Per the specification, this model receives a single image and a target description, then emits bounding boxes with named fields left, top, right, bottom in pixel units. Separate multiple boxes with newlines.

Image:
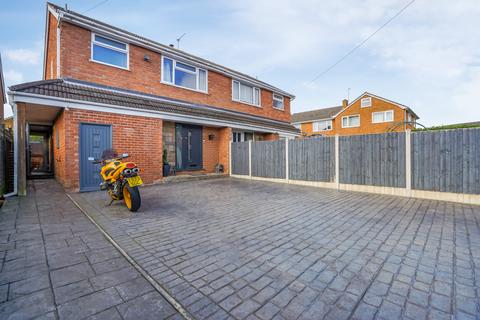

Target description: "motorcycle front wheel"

left=123, top=185, right=141, bottom=212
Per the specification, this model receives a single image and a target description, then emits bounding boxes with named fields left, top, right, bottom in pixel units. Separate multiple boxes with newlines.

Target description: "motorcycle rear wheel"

left=123, top=185, right=141, bottom=212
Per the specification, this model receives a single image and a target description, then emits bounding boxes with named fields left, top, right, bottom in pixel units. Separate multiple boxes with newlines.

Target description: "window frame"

left=232, top=80, right=261, bottom=107
left=91, top=33, right=129, bottom=70
left=272, top=93, right=284, bottom=110
left=360, top=97, right=372, bottom=108
left=341, top=115, right=361, bottom=128
left=161, top=56, right=208, bottom=94
left=312, top=119, right=333, bottom=132
left=372, top=110, right=394, bottom=123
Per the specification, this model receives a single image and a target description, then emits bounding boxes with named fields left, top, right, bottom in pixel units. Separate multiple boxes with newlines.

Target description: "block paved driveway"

left=70, top=178, right=480, bottom=320
left=0, top=180, right=180, bottom=320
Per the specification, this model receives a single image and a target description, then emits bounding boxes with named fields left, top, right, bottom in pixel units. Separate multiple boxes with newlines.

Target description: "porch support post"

left=248, top=140, right=252, bottom=179
left=405, top=129, right=412, bottom=196
left=335, top=134, right=340, bottom=189
left=16, top=103, right=27, bottom=196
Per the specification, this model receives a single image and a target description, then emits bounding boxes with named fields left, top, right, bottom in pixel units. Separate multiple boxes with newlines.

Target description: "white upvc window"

left=161, top=56, right=208, bottom=93
left=372, top=110, right=394, bottom=123
left=273, top=93, right=284, bottom=110
left=313, top=120, right=332, bottom=132
left=232, top=131, right=254, bottom=142
left=232, top=80, right=261, bottom=107
left=361, top=97, right=372, bottom=108
left=342, top=115, right=360, bottom=128
left=91, top=33, right=129, bottom=69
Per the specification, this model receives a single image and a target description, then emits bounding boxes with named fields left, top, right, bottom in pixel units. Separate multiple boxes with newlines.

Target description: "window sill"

left=90, top=59, right=130, bottom=71
left=341, top=125, right=360, bottom=128
left=273, top=106, right=285, bottom=111
left=232, top=99, right=262, bottom=108
left=372, top=120, right=394, bottom=124
left=160, top=80, right=208, bottom=95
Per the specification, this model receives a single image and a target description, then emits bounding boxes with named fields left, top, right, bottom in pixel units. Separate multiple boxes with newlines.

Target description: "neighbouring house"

left=292, top=92, right=419, bottom=137
left=7, top=3, right=298, bottom=195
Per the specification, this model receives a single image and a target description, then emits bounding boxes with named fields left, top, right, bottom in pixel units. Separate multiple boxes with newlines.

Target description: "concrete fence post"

left=405, top=129, right=412, bottom=196
left=248, top=140, right=252, bottom=179
left=335, top=135, right=340, bottom=189
left=285, top=139, right=289, bottom=182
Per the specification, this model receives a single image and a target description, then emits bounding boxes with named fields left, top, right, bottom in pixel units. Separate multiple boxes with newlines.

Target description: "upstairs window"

left=162, top=56, right=207, bottom=92
left=91, top=34, right=128, bottom=69
left=372, top=110, right=394, bottom=123
left=342, top=115, right=360, bottom=128
left=313, top=120, right=332, bottom=131
left=232, top=80, right=260, bottom=106
left=361, top=97, right=372, bottom=108
left=273, top=93, right=284, bottom=110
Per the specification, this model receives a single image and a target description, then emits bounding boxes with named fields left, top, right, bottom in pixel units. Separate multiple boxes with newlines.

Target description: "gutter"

left=9, top=91, right=299, bottom=137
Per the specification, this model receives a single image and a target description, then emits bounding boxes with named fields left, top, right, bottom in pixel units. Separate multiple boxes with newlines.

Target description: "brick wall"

left=55, top=108, right=163, bottom=191
left=52, top=110, right=66, bottom=185
left=57, top=18, right=291, bottom=123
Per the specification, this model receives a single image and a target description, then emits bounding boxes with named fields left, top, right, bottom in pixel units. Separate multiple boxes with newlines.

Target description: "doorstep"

left=162, top=172, right=226, bottom=184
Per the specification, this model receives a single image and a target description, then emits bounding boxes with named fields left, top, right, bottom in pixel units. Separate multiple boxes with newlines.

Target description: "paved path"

left=0, top=180, right=180, bottom=320
left=71, top=178, right=480, bottom=320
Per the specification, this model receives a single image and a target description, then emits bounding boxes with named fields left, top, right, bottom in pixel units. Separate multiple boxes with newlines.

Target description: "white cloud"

left=4, top=48, right=41, bottom=65
left=4, top=70, right=24, bottom=83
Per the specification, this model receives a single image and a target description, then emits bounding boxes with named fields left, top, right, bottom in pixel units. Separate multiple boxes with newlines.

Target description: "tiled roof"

left=291, top=106, right=343, bottom=123
left=10, top=78, right=299, bottom=134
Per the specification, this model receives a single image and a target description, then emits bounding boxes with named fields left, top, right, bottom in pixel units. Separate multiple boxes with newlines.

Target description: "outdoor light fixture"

left=208, top=134, right=215, bottom=140
left=143, top=54, right=151, bottom=62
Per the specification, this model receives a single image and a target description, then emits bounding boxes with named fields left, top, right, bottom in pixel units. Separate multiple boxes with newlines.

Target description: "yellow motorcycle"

left=89, top=149, right=143, bottom=211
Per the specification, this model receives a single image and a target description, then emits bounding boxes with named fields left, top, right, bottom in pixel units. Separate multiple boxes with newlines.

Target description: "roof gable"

left=332, top=92, right=419, bottom=119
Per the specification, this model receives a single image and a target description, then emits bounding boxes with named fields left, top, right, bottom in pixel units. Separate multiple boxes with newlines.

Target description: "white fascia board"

left=9, top=91, right=298, bottom=136
left=57, top=12, right=295, bottom=99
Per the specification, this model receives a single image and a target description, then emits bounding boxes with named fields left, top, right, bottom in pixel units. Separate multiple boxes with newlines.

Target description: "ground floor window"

left=232, top=131, right=253, bottom=142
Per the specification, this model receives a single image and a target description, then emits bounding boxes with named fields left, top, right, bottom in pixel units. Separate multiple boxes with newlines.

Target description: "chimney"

left=342, top=99, right=348, bottom=108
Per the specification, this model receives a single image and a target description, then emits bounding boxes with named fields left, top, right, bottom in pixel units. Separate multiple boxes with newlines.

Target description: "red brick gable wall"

left=55, top=19, right=291, bottom=123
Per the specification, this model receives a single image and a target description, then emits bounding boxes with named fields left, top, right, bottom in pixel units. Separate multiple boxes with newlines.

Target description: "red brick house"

left=292, top=92, right=419, bottom=137
left=8, top=3, right=298, bottom=195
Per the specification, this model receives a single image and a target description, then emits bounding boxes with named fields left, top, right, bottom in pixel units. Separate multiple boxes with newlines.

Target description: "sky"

left=1, top=0, right=479, bottom=126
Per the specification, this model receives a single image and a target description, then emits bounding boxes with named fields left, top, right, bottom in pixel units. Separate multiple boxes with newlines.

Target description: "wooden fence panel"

left=231, top=142, right=250, bottom=175
left=339, top=132, right=406, bottom=187
left=412, top=128, right=480, bottom=194
left=289, top=137, right=335, bottom=182
left=252, top=140, right=286, bottom=179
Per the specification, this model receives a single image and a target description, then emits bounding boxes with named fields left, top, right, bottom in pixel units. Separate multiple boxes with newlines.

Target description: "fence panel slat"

left=288, top=137, right=335, bottom=182
left=251, top=140, right=286, bottom=179
left=231, top=142, right=249, bottom=175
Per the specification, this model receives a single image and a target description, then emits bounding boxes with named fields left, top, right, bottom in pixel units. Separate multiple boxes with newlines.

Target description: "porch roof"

left=9, top=78, right=299, bottom=135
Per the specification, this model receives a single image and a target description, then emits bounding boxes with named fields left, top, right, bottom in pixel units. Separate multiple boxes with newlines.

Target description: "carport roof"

left=9, top=78, right=299, bottom=134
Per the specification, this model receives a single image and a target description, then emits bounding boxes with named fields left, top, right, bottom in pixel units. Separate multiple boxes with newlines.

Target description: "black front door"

left=175, top=124, right=202, bottom=171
